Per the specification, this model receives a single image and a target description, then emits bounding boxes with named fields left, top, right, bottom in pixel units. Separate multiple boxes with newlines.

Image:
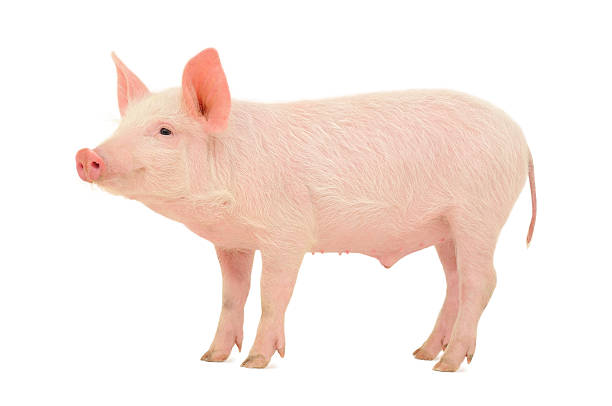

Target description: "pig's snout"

left=76, top=148, right=105, bottom=182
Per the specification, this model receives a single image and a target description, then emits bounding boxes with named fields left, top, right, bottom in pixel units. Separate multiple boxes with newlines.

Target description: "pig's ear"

left=111, top=52, right=150, bottom=116
left=182, top=48, right=231, bottom=133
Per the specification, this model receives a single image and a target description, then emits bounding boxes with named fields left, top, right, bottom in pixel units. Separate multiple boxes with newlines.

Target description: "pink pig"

left=76, top=48, right=536, bottom=372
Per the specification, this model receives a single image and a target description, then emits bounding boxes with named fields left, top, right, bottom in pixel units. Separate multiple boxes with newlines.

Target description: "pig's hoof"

left=201, top=350, right=230, bottom=362
left=413, top=347, right=439, bottom=361
left=432, top=337, right=475, bottom=372
left=240, top=354, right=269, bottom=369
left=433, top=360, right=459, bottom=372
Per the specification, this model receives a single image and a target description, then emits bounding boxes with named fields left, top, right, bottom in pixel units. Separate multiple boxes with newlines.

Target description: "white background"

left=1, top=1, right=610, bottom=405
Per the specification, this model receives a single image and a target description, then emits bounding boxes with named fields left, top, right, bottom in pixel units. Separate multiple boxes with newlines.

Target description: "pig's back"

left=277, top=90, right=528, bottom=206
left=228, top=90, right=529, bottom=251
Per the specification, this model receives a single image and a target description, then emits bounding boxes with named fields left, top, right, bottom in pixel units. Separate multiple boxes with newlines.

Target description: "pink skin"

left=76, top=49, right=537, bottom=371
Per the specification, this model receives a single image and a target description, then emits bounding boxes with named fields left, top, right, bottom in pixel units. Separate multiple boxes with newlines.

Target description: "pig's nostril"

left=91, top=161, right=100, bottom=169
left=78, top=162, right=84, bottom=170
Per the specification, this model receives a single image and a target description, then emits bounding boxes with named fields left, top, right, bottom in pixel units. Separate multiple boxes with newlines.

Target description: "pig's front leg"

left=241, top=249, right=304, bottom=368
left=201, top=247, right=254, bottom=362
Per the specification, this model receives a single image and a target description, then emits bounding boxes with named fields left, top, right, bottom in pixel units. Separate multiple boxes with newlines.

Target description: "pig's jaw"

left=135, top=190, right=235, bottom=228
left=95, top=165, right=233, bottom=226
left=96, top=181, right=196, bottom=224
left=93, top=168, right=225, bottom=226
left=97, top=183, right=188, bottom=207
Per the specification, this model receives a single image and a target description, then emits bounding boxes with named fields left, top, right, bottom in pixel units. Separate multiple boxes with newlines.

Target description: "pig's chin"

left=94, top=169, right=146, bottom=200
left=95, top=178, right=136, bottom=199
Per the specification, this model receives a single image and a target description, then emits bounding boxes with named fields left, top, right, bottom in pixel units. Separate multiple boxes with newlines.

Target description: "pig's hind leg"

left=413, top=239, right=459, bottom=360
left=433, top=223, right=498, bottom=372
left=202, top=247, right=255, bottom=362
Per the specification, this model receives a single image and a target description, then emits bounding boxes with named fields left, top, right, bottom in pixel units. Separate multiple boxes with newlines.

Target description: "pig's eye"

left=159, top=127, right=173, bottom=136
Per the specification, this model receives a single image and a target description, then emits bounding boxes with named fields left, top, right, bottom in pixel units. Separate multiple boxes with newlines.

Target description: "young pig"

left=76, top=48, right=536, bottom=372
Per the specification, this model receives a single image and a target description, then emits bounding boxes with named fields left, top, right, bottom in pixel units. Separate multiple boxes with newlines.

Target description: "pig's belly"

left=311, top=217, right=450, bottom=268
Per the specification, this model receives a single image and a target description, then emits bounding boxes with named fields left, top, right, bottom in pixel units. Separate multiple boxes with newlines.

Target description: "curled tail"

left=526, top=153, right=537, bottom=247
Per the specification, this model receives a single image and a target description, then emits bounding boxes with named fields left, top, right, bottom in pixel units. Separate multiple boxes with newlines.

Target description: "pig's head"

left=76, top=49, right=231, bottom=204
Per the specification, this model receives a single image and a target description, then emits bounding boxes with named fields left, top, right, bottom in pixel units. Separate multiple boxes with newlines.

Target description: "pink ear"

left=182, top=48, right=231, bottom=133
left=111, top=52, right=149, bottom=116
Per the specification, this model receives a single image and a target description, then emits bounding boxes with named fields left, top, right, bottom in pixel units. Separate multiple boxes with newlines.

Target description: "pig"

left=76, top=48, right=536, bottom=372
